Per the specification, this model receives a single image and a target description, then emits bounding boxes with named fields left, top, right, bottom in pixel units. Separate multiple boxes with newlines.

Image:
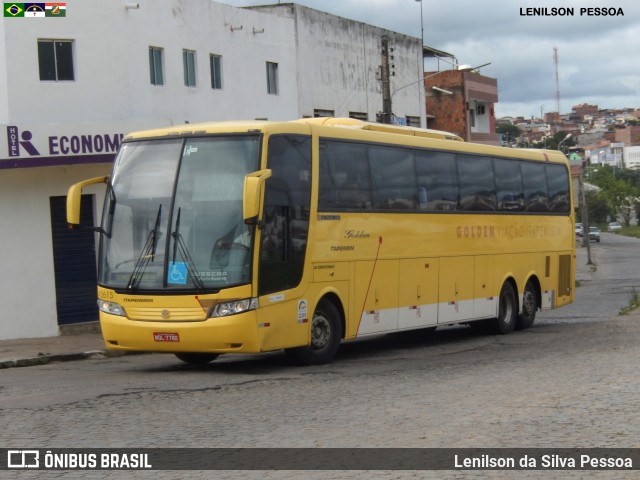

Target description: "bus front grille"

left=125, top=306, right=208, bottom=322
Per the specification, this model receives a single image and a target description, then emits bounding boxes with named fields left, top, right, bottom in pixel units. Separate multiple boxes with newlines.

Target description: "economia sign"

left=2, top=124, right=124, bottom=168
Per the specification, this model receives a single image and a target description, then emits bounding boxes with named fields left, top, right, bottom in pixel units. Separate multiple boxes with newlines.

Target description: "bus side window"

left=415, top=150, right=458, bottom=212
left=494, top=157, right=524, bottom=212
left=369, top=145, right=416, bottom=210
left=546, top=164, right=570, bottom=213
left=522, top=162, right=549, bottom=212
left=319, top=140, right=372, bottom=211
left=458, top=155, right=496, bottom=211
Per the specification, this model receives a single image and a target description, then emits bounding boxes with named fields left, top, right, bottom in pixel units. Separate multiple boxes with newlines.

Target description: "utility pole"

left=416, top=0, right=425, bottom=127
left=380, top=36, right=392, bottom=124
left=553, top=47, right=561, bottom=117
left=578, top=171, right=593, bottom=265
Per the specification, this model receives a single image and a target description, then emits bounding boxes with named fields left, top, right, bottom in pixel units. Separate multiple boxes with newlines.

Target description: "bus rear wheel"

left=286, top=299, right=341, bottom=365
left=516, top=281, right=538, bottom=330
left=175, top=353, right=219, bottom=365
left=492, top=282, right=517, bottom=334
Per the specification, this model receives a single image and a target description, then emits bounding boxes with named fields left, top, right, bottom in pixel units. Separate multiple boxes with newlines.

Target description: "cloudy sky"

left=221, top=0, right=640, bottom=119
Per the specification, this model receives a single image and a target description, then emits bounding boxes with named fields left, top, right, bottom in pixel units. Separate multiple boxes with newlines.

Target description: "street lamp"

left=558, top=133, right=572, bottom=153
left=391, top=66, right=460, bottom=102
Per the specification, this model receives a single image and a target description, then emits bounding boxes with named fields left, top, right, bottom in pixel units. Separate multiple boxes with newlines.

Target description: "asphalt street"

left=1, top=232, right=639, bottom=479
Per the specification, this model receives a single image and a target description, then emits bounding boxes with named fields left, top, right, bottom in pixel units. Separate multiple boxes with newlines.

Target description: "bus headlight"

left=98, top=299, right=126, bottom=317
left=211, top=298, right=258, bottom=318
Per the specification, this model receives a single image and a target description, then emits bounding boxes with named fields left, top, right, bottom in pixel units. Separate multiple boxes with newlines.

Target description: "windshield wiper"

left=170, top=207, right=205, bottom=291
left=127, top=204, right=162, bottom=290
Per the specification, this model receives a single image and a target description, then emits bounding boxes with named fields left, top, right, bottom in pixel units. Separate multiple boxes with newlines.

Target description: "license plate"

left=153, top=332, right=180, bottom=342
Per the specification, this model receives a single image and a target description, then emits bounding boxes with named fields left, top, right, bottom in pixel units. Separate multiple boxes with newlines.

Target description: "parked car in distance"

left=589, top=226, right=601, bottom=242
left=575, top=223, right=584, bottom=236
left=608, top=222, right=622, bottom=233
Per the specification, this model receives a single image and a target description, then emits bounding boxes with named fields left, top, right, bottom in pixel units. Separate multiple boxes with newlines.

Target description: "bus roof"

left=124, top=118, right=463, bottom=142
left=123, top=118, right=568, bottom=165
left=294, top=117, right=465, bottom=142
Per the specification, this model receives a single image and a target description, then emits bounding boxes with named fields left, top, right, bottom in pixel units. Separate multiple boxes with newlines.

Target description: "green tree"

left=578, top=191, right=610, bottom=224
left=606, top=179, right=636, bottom=226
left=496, top=124, right=522, bottom=140
left=531, top=131, right=576, bottom=151
left=616, top=168, right=640, bottom=186
left=586, top=165, right=640, bottom=225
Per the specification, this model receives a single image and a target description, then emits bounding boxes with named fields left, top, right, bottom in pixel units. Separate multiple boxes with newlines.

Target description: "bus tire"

left=175, top=353, right=219, bottom=365
left=516, top=280, right=537, bottom=330
left=492, top=282, right=517, bottom=334
left=286, top=299, right=341, bottom=365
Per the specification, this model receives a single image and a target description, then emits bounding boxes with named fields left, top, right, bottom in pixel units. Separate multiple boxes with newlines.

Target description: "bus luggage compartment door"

left=438, top=257, right=474, bottom=323
left=355, top=260, right=399, bottom=335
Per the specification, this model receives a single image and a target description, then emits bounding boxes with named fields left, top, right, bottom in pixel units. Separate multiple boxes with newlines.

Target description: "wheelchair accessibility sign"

left=167, top=262, right=188, bottom=285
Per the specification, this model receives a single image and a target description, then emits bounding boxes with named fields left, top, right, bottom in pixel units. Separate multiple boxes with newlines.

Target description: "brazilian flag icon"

left=4, top=3, right=25, bottom=16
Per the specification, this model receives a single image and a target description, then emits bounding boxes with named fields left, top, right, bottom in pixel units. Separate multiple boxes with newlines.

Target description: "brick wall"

left=425, top=70, right=466, bottom=138
left=615, top=126, right=640, bottom=146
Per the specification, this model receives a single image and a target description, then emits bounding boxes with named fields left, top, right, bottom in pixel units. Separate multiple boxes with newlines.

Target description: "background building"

left=623, top=146, right=640, bottom=170
left=424, top=69, right=499, bottom=145
left=0, top=0, right=424, bottom=340
left=615, top=126, right=640, bottom=147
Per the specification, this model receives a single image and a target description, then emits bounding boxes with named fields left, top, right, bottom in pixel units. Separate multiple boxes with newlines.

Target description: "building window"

left=314, top=109, right=335, bottom=118
left=266, top=62, right=278, bottom=95
left=149, top=46, right=164, bottom=86
left=38, top=40, right=74, bottom=81
left=210, top=54, right=222, bottom=90
left=349, top=112, right=368, bottom=121
left=183, top=49, right=196, bottom=87
left=406, top=116, right=421, bottom=128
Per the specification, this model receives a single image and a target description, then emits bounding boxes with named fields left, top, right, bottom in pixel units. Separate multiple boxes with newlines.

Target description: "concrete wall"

left=252, top=4, right=425, bottom=124
left=0, top=20, right=9, bottom=124
left=0, top=164, right=109, bottom=339
left=4, top=0, right=299, bottom=126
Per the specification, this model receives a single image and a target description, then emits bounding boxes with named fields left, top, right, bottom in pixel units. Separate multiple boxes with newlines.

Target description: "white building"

left=623, top=146, right=640, bottom=170
left=0, top=0, right=424, bottom=340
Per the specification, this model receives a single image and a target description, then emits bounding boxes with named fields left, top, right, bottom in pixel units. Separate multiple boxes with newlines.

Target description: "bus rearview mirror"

left=67, top=176, right=108, bottom=227
left=243, top=169, right=272, bottom=225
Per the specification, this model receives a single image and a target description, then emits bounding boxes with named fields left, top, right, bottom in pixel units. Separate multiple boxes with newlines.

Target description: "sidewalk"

left=0, top=330, right=115, bottom=368
left=0, top=241, right=595, bottom=369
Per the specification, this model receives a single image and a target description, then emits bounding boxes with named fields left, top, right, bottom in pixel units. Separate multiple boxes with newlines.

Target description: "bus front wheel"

left=493, top=282, right=517, bottom=334
left=286, top=299, right=341, bottom=365
left=175, top=353, right=219, bottom=365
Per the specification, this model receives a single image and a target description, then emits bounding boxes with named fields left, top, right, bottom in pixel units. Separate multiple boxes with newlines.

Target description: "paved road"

left=541, top=232, right=640, bottom=323
left=1, top=233, right=639, bottom=479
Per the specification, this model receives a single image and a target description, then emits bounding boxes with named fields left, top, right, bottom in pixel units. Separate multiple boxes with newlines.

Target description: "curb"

left=0, top=350, right=130, bottom=369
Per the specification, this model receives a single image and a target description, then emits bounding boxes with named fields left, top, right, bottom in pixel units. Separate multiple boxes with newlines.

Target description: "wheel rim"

left=500, top=289, right=514, bottom=324
left=310, top=313, right=331, bottom=350
left=523, top=290, right=536, bottom=319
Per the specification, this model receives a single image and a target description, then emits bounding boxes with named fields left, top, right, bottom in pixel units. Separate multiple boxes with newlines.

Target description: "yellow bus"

left=67, top=118, right=575, bottom=365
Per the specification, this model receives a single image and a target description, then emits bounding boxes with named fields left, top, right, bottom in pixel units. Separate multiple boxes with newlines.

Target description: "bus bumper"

left=99, top=311, right=261, bottom=354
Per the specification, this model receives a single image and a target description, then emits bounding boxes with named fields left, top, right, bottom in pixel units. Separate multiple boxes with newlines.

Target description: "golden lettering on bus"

left=344, top=230, right=371, bottom=239
left=456, top=225, right=495, bottom=239
left=456, top=224, right=563, bottom=240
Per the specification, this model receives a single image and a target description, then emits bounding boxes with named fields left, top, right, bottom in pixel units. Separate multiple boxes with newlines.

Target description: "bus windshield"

left=99, top=135, right=261, bottom=292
